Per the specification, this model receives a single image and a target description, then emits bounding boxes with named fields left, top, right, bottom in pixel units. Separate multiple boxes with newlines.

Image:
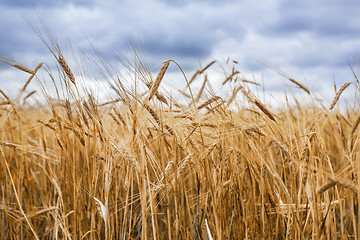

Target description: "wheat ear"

left=329, top=82, right=351, bottom=110
left=288, top=78, right=310, bottom=95
left=148, top=60, right=170, bottom=101
left=57, top=54, right=76, bottom=85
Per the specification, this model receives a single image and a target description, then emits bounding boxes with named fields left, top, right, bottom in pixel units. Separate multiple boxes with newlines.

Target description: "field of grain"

left=1, top=42, right=360, bottom=239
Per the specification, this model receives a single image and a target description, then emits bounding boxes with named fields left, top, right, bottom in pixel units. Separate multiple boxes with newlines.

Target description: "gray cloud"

left=0, top=0, right=94, bottom=8
left=268, top=0, right=360, bottom=37
left=142, top=37, right=211, bottom=59
left=0, top=0, right=359, bottom=100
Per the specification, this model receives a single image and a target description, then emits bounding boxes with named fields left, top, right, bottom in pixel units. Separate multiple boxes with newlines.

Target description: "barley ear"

left=329, top=82, right=351, bottom=110
left=57, top=54, right=76, bottom=85
left=351, top=115, right=360, bottom=136
left=288, top=78, right=310, bottom=95
left=148, top=60, right=170, bottom=101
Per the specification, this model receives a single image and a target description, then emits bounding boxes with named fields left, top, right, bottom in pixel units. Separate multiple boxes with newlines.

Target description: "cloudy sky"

left=1, top=0, right=359, bottom=106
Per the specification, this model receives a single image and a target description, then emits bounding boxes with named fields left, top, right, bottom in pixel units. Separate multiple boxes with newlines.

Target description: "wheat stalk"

left=253, top=99, right=277, bottom=122
left=21, top=62, right=43, bottom=92
left=198, top=60, right=216, bottom=75
left=317, top=178, right=357, bottom=194
left=0, top=57, right=35, bottom=74
left=351, top=115, right=360, bottom=136
left=197, top=96, right=221, bottom=110
left=222, top=68, right=239, bottom=85
left=57, top=54, right=76, bottom=85
left=148, top=60, right=170, bottom=101
left=226, top=86, right=242, bottom=107
left=195, top=74, right=208, bottom=103
left=329, top=82, right=351, bottom=110
left=288, top=78, right=310, bottom=95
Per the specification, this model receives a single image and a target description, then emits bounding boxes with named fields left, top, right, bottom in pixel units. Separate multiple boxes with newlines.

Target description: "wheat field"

left=1, top=40, right=360, bottom=239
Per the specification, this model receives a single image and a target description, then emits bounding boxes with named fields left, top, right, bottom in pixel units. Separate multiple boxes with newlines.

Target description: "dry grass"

left=1, top=43, right=360, bottom=240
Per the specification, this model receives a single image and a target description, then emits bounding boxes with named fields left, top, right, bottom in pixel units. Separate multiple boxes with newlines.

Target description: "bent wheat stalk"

left=148, top=60, right=171, bottom=101
left=329, top=82, right=351, bottom=110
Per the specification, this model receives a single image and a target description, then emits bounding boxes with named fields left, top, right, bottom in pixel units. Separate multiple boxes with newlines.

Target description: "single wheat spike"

left=71, top=128, right=85, bottom=146
left=240, top=87, right=277, bottom=122
left=317, top=181, right=337, bottom=194
left=12, top=64, right=35, bottom=75
left=65, top=100, right=73, bottom=122
left=197, top=96, right=221, bottom=110
left=0, top=57, right=36, bottom=74
left=350, top=64, right=360, bottom=84
left=242, top=79, right=260, bottom=85
left=288, top=78, right=310, bottom=95
left=23, top=91, right=36, bottom=103
left=329, top=82, right=351, bottom=110
left=253, top=99, right=277, bottom=122
left=188, top=70, right=200, bottom=85
left=38, top=120, right=56, bottom=131
left=226, top=86, right=242, bottom=107
left=222, top=69, right=239, bottom=85
left=318, top=178, right=357, bottom=194
left=269, top=137, right=290, bottom=157
left=57, top=54, right=76, bottom=85
left=145, top=75, right=168, bottom=105
left=155, top=92, right=168, bottom=105
left=351, top=115, right=360, bottom=136
left=337, top=113, right=352, bottom=127
left=0, top=89, right=11, bottom=102
left=99, top=98, right=122, bottom=106
left=178, top=89, right=191, bottom=98
left=198, top=60, right=216, bottom=74
left=113, top=108, right=127, bottom=126
left=21, top=62, right=43, bottom=93
left=109, top=112, right=122, bottom=126
left=195, top=74, right=208, bottom=102
left=148, top=60, right=170, bottom=101
left=143, top=103, right=160, bottom=124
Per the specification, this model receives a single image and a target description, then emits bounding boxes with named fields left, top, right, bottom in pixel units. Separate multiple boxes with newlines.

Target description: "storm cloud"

left=0, top=0, right=359, bottom=100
